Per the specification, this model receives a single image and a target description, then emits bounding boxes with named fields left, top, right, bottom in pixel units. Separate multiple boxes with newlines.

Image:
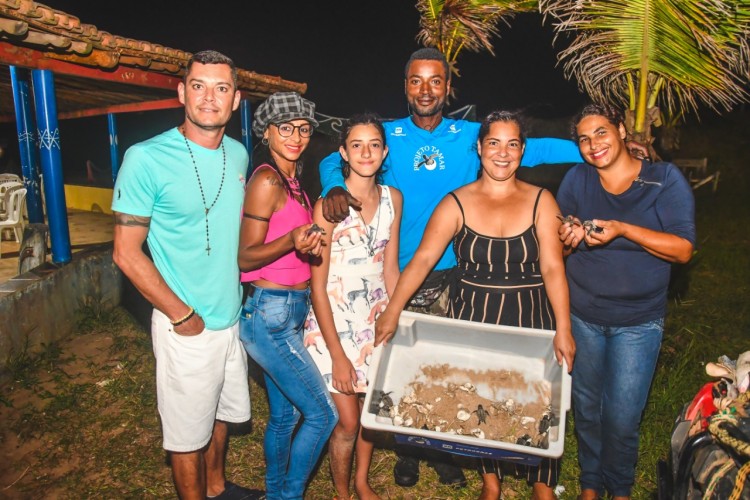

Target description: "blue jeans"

left=240, top=286, right=338, bottom=500
left=570, top=313, right=663, bottom=497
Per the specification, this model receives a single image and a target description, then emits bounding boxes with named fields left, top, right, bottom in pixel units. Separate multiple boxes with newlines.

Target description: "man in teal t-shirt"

left=112, top=50, right=261, bottom=500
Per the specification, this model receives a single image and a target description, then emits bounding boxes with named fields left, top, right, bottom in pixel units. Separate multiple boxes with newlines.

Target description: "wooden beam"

left=0, top=42, right=182, bottom=90
left=0, top=97, right=182, bottom=122
left=45, top=48, right=117, bottom=68
left=57, top=97, right=182, bottom=119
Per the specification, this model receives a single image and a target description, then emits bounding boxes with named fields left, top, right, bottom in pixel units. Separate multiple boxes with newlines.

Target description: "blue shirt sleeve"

left=111, top=145, right=157, bottom=217
left=555, top=164, right=581, bottom=216
left=319, top=151, right=345, bottom=197
left=522, top=137, right=583, bottom=167
left=656, top=164, right=696, bottom=245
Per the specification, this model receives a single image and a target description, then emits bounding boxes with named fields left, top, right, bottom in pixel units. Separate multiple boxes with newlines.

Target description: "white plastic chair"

left=0, top=173, right=22, bottom=183
left=0, top=180, right=23, bottom=213
left=0, top=187, right=27, bottom=243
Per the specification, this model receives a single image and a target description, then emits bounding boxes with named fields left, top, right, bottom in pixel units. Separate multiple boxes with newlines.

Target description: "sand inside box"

left=375, top=364, right=555, bottom=448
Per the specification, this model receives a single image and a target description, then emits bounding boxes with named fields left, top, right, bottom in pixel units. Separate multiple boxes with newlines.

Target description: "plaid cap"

left=252, top=91, right=319, bottom=138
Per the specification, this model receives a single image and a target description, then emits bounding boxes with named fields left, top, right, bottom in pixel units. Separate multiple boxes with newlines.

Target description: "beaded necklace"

left=286, top=175, right=308, bottom=209
left=181, top=129, right=226, bottom=255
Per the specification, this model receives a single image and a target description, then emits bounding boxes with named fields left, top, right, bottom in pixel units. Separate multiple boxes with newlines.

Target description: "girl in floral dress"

left=304, top=113, right=402, bottom=499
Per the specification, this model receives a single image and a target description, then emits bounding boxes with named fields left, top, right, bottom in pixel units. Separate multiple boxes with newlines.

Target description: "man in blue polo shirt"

left=318, top=47, right=583, bottom=491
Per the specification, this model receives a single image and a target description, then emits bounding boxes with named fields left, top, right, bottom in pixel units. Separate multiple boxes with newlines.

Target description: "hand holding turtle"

left=557, top=214, right=585, bottom=249
left=291, top=223, right=323, bottom=256
left=583, top=219, right=623, bottom=247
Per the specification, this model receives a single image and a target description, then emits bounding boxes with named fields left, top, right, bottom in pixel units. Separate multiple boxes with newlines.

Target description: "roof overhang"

left=0, top=0, right=307, bottom=122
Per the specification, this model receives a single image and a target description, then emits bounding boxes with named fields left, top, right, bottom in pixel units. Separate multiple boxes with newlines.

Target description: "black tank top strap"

left=532, top=188, right=545, bottom=226
left=447, top=191, right=465, bottom=227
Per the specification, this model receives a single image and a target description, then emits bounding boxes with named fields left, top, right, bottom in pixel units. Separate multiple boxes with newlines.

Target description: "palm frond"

left=540, top=0, right=750, bottom=123
left=416, top=0, right=537, bottom=73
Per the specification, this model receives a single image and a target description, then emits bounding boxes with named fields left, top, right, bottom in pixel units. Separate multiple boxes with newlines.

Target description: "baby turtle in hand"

left=306, top=223, right=326, bottom=237
left=556, top=214, right=581, bottom=226
left=559, top=215, right=603, bottom=234
left=473, top=404, right=489, bottom=425
left=582, top=220, right=603, bottom=235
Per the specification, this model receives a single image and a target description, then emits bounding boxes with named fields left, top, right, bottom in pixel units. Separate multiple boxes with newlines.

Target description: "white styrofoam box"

left=361, top=310, right=571, bottom=461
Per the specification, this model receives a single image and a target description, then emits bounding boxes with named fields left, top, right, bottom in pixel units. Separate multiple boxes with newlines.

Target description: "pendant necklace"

left=182, top=129, right=226, bottom=255
left=355, top=188, right=381, bottom=257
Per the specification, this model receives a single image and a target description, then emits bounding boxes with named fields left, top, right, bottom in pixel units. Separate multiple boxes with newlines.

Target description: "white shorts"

left=151, top=309, right=251, bottom=452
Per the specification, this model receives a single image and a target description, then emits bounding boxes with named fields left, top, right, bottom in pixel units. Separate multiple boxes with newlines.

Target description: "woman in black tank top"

left=375, top=110, right=574, bottom=500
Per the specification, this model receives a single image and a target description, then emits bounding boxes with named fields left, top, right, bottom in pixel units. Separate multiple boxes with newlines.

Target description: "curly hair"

left=571, top=102, right=623, bottom=140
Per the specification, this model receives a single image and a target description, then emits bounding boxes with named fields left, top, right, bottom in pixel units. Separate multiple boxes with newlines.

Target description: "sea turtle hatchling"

left=305, top=223, right=326, bottom=237
left=539, top=413, right=551, bottom=434
left=473, top=404, right=489, bottom=425
left=371, top=390, right=394, bottom=417
left=516, top=433, right=533, bottom=447
left=582, top=220, right=603, bottom=235
left=537, top=410, right=560, bottom=435
left=558, top=215, right=603, bottom=235
left=556, top=214, right=580, bottom=226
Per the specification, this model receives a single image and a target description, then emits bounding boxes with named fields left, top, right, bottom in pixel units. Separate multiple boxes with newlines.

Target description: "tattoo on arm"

left=114, top=212, right=151, bottom=227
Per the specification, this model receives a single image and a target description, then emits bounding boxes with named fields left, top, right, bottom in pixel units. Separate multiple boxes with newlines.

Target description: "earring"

left=262, top=138, right=269, bottom=145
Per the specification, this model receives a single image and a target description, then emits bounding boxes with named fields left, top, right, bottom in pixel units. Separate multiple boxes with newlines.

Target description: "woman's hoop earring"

left=262, top=138, right=269, bottom=145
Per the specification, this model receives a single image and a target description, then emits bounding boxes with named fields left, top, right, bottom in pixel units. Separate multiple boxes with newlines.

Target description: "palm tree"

left=415, top=0, right=537, bottom=99
left=538, top=0, right=750, bottom=155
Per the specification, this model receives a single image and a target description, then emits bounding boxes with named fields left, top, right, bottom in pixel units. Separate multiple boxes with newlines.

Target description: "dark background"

left=41, top=0, right=587, bottom=119
left=3, top=1, right=589, bottom=192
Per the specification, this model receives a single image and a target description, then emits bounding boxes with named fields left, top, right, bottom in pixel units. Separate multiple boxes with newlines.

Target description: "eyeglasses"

left=273, top=123, right=314, bottom=138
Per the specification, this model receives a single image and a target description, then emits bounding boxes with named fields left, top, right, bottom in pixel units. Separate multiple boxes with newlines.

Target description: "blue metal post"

left=240, top=99, right=252, bottom=171
left=107, top=112, right=119, bottom=183
left=32, top=69, right=71, bottom=264
left=9, top=66, right=44, bottom=223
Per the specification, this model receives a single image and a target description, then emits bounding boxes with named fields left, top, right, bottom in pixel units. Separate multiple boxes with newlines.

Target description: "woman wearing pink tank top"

left=237, top=92, right=338, bottom=500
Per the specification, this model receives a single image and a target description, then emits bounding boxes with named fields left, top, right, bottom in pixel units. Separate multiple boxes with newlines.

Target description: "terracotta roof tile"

left=0, top=0, right=307, bottom=120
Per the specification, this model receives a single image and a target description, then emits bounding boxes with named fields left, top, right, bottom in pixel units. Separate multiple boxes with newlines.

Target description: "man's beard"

left=410, top=99, right=444, bottom=118
left=186, top=114, right=229, bottom=131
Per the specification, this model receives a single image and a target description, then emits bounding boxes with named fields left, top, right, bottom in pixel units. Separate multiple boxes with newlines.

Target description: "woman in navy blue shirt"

left=557, top=103, right=695, bottom=500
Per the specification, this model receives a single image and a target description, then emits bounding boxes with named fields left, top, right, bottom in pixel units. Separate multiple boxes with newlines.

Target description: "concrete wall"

left=0, top=243, right=121, bottom=378
left=63, top=185, right=114, bottom=214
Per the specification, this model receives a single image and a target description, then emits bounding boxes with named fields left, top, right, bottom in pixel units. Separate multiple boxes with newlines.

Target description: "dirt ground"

left=0, top=310, right=176, bottom=498
left=0, top=309, right=542, bottom=499
left=389, top=364, right=552, bottom=447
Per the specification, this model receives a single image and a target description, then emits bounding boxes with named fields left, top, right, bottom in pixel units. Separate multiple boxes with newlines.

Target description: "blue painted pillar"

left=240, top=99, right=252, bottom=172
left=107, top=112, right=120, bottom=183
left=9, top=66, right=44, bottom=223
left=32, top=69, right=71, bottom=264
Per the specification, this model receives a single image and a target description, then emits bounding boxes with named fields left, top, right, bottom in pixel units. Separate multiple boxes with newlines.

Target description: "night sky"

left=43, top=0, right=586, bottom=120
left=11, top=0, right=592, bottom=189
